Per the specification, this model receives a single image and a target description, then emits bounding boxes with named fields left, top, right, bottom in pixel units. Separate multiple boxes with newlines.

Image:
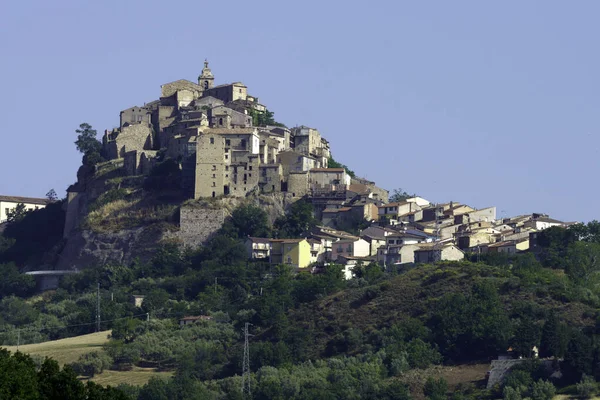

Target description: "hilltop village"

left=87, top=61, right=572, bottom=275
left=2, top=61, right=575, bottom=277
left=98, top=60, right=385, bottom=201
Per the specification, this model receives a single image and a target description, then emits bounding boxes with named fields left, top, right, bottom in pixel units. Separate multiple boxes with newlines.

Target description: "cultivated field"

left=1, top=331, right=172, bottom=386
left=2, top=330, right=111, bottom=365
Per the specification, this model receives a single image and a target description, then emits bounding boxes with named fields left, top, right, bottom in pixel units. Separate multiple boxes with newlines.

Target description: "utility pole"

left=96, top=282, right=101, bottom=332
left=241, top=323, right=252, bottom=398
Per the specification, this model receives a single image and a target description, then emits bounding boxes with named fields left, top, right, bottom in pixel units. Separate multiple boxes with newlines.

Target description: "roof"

left=413, top=242, right=459, bottom=251
left=0, top=195, right=51, bottom=205
left=380, top=201, right=410, bottom=208
left=534, top=217, right=564, bottom=224
left=270, top=238, right=307, bottom=243
left=336, top=237, right=364, bottom=243
left=348, top=184, right=370, bottom=195
left=488, top=241, right=516, bottom=248
left=160, top=79, right=201, bottom=88
left=247, top=237, right=271, bottom=243
left=203, top=127, right=256, bottom=135
left=310, top=168, right=345, bottom=172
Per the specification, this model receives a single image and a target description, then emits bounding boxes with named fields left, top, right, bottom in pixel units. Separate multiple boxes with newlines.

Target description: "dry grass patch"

left=88, top=367, right=174, bottom=387
left=2, top=330, right=110, bottom=365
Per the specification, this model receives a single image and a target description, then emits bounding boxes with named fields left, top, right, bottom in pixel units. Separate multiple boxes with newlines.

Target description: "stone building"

left=98, top=60, right=386, bottom=202
left=194, top=128, right=261, bottom=198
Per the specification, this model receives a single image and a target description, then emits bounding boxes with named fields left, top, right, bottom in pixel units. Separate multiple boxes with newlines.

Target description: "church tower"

left=198, top=60, right=214, bottom=92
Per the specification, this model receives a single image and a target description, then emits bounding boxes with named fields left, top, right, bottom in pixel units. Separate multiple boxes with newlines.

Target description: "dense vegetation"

left=4, top=197, right=600, bottom=398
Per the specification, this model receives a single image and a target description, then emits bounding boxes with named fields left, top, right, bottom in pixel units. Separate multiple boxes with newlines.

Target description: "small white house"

left=0, top=195, right=50, bottom=223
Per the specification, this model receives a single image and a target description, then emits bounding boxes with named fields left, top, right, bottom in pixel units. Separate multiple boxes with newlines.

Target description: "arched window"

left=204, top=81, right=209, bottom=89
left=219, top=118, right=223, bottom=125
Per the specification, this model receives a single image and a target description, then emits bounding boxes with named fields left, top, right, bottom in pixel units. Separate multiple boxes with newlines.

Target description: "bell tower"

left=198, top=59, right=214, bottom=93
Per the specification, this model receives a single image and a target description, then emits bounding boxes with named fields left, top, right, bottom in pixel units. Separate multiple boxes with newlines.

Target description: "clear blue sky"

left=1, top=1, right=599, bottom=222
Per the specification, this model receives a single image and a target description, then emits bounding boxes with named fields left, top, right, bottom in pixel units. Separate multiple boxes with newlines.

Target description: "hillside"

left=2, top=330, right=172, bottom=387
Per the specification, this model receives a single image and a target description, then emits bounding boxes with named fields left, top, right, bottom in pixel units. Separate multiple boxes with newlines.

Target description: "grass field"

left=2, top=330, right=111, bottom=365
left=1, top=331, right=172, bottom=386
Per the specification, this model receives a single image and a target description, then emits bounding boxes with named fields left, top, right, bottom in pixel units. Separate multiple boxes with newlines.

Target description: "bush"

left=531, top=379, right=555, bottom=400
left=576, top=374, right=596, bottom=399
left=70, top=351, right=112, bottom=377
left=424, top=376, right=447, bottom=400
left=503, top=386, right=522, bottom=400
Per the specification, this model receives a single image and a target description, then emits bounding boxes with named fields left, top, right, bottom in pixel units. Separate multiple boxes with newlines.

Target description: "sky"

left=1, top=1, right=599, bottom=222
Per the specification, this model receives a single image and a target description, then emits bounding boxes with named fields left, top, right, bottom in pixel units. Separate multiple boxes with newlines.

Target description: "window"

left=248, top=174, right=251, bottom=177
left=204, top=81, right=209, bottom=89
left=212, top=165, right=216, bottom=170
left=287, top=256, right=292, bottom=264
left=226, top=139, right=230, bottom=146
left=210, top=137, right=214, bottom=144
left=248, top=166, right=252, bottom=171
left=241, top=139, right=246, bottom=148
left=212, top=174, right=216, bottom=178
left=225, top=166, right=229, bottom=171
left=219, top=118, right=223, bottom=125
left=225, top=154, right=229, bottom=159
left=212, top=191, right=215, bottom=197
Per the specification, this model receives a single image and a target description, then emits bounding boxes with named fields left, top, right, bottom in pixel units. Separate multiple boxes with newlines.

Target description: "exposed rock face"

left=57, top=225, right=174, bottom=269
left=57, top=192, right=296, bottom=269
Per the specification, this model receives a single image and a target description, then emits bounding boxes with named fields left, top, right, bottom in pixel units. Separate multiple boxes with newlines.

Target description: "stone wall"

left=106, top=124, right=153, bottom=160
left=178, top=206, right=225, bottom=247
left=288, top=172, right=309, bottom=198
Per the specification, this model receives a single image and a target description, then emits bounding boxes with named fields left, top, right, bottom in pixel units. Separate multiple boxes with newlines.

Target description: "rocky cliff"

left=58, top=189, right=295, bottom=269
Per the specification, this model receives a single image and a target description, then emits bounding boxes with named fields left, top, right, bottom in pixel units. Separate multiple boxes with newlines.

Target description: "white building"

left=0, top=195, right=50, bottom=223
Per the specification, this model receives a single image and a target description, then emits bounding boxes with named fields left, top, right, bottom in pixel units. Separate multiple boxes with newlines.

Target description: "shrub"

left=531, top=379, right=555, bottom=400
left=576, top=374, right=596, bottom=399
left=503, top=386, right=522, bottom=400
left=424, top=376, right=447, bottom=400
left=70, top=351, right=112, bottom=377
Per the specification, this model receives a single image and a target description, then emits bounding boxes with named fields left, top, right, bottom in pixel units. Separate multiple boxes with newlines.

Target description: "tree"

left=565, top=242, right=600, bottom=283
left=273, top=199, right=318, bottom=238
left=75, top=123, right=102, bottom=155
left=220, top=204, right=271, bottom=239
left=512, top=316, right=540, bottom=358
left=389, top=188, right=415, bottom=203
left=74, top=123, right=104, bottom=167
left=45, top=189, right=58, bottom=202
left=424, top=376, right=447, bottom=400
left=328, top=156, right=356, bottom=178
left=6, top=203, right=30, bottom=224
left=563, top=331, right=593, bottom=382
left=539, top=312, right=568, bottom=358
left=531, top=379, right=556, bottom=400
